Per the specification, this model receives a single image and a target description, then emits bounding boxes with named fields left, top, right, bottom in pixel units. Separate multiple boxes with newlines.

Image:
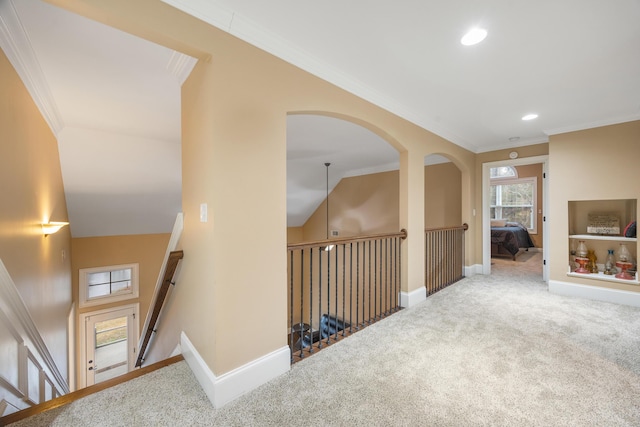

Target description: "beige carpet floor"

left=12, top=252, right=640, bottom=426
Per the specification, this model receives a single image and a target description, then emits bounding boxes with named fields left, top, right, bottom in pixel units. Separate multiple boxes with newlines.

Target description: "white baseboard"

left=399, top=287, right=426, bottom=308
left=180, top=331, right=290, bottom=408
left=465, top=264, right=483, bottom=277
left=549, top=280, right=640, bottom=308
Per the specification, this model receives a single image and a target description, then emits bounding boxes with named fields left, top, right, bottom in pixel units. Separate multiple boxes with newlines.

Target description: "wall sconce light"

left=42, top=221, right=69, bottom=236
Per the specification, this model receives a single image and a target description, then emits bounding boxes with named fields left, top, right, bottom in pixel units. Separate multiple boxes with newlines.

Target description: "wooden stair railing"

left=135, top=250, right=184, bottom=368
left=0, top=355, right=184, bottom=426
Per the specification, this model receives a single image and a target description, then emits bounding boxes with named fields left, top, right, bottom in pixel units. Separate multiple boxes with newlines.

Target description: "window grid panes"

left=490, top=177, right=537, bottom=232
left=87, top=268, right=132, bottom=299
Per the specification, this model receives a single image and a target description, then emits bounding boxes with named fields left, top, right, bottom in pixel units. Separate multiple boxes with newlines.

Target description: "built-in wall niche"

left=568, top=199, right=637, bottom=284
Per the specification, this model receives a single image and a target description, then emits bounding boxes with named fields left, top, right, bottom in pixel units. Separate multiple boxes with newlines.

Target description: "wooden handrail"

left=424, top=223, right=468, bottom=233
left=0, top=355, right=184, bottom=426
left=287, top=229, right=407, bottom=251
left=135, top=250, right=183, bottom=368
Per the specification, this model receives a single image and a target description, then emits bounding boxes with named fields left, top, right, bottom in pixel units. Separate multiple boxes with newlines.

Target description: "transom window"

left=490, top=168, right=537, bottom=233
left=79, top=264, right=139, bottom=308
left=490, top=166, right=517, bottom=179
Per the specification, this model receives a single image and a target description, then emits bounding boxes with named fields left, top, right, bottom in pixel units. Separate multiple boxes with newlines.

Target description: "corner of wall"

left=399, top=287, right=426, bottom=308
left=180, top=331, right=290, bottom=408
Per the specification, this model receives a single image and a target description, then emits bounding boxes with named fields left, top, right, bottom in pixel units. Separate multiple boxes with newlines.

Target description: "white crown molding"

left=0, top=0, right=64, bottom=136
left=342, top=161, right=400, bottom=178
left=544, top=113, right=640, bottom=137
left=160, top=0, right=476, bottom=153
left=477, top=135, right=550, bottom=154
left=166, top=51, right=198, bottom=86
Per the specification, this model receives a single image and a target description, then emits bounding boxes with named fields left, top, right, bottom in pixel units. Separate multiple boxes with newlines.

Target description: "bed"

left=491, top=221, right=535, bottom=260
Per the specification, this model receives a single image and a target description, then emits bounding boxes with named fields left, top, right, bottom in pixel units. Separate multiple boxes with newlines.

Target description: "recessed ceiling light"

left=461, top=28, right=487, bottom=46
left=522, top=113, right=538, bottom=121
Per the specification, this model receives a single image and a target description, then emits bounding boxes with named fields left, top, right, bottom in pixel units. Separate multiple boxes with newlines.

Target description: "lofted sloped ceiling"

left=2, top=0, right=640, bottom=235
left=0, top=0, right=195, bottom=237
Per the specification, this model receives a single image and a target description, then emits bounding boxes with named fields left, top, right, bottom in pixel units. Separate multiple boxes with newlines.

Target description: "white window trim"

left=490, top=176, right=538, bottom=234
left=79, top=263, right=139, bottom=308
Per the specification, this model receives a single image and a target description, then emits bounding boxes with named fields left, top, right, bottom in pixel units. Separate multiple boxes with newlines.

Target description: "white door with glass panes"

left=81, top=304, right=138, bottom=387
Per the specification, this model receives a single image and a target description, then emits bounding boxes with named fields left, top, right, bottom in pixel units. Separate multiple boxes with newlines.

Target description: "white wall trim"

left=549, top=280, right=640, bottom=308
left=159, top=0, right=476, bottom=152
left=166, top=51, right=198, bottom=86
left=180, top=331, right=290, bottom=408
left=465, top=264, right=483, bottom=277
left=399, top=287, right=426, bottom=308
left=0, top=259, right=69, bottom=394
left=0, top=0, right=64, bottom=135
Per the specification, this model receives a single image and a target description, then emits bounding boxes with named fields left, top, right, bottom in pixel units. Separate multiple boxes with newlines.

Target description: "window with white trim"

left=79, top=264, right=139, bottom=308
left=490, top=171, right=537, bottom=234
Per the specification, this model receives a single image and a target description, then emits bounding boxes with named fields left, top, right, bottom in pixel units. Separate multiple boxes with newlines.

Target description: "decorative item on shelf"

left=576, top=240, right=588, bottom=257
left=587, top=213, right=620, bottom=235
left=615, top=243, right=634, bottom=280
left=587, top=249, right=598, bottom=273
left=603, top=249, right=617, bottom=275
left=574, top=240, right=590, bottom=273
left=574, top=257, right=590, bottom=274
left=623, top=220, right=637, bottom=238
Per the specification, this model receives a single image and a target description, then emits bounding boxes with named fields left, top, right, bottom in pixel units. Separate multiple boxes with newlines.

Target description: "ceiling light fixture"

left=522, top=113, right=538, bottom=121
left=461, top=28, right=487, bottom=46
left=42, top=221, right=69, bottom=236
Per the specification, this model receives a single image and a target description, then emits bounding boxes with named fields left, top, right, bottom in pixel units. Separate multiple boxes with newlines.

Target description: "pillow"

left=491, top=219, right=507, bottom=227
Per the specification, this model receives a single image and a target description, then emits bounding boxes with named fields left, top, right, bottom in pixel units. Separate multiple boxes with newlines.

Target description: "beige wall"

left=303, top=171, right=400, bottom=241
left=70, top=233, right=169, bottom=381
left=425, top=162, right=462, bottom=228
left=549, top=121, right=640, bottom=292
left=0, top=48, right=72, bottom=380
left=297, top=163, right=462, bottom=242
left=51, top=0, right=477, bottom=377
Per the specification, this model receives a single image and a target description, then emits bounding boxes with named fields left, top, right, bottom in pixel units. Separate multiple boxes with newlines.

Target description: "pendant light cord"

left=325, top=162, right=330, bottom=240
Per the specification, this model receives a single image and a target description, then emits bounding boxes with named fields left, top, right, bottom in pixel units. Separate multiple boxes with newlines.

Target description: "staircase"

left=0, top=355, right=185, bottom=426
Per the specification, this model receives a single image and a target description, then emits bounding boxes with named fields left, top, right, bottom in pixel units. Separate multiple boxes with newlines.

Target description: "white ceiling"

left=2, top=0, right=640, bottom=235
left=164, top=0, right=640, bottom=151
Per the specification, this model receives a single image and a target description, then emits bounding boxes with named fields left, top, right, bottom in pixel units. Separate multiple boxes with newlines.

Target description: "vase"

left=604, top=249, right=617, bottom=275
left=587, top=249, right=598, bottom=273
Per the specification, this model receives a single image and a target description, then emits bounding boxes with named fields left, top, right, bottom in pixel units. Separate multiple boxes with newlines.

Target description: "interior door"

left=82, top=305, right=137, bottom=387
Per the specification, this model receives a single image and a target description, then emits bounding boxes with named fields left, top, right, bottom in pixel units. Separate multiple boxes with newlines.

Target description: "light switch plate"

left=200, top=203, right=208, bottom=222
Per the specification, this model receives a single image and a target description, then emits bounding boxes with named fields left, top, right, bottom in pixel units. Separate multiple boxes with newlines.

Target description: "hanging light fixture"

left=323, top=162, right=334, bottom=251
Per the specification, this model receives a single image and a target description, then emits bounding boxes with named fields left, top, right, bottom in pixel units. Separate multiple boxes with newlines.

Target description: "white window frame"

left=79, top=263, right=139, bottom=308
left=490, top=176, right=538, bottom=234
